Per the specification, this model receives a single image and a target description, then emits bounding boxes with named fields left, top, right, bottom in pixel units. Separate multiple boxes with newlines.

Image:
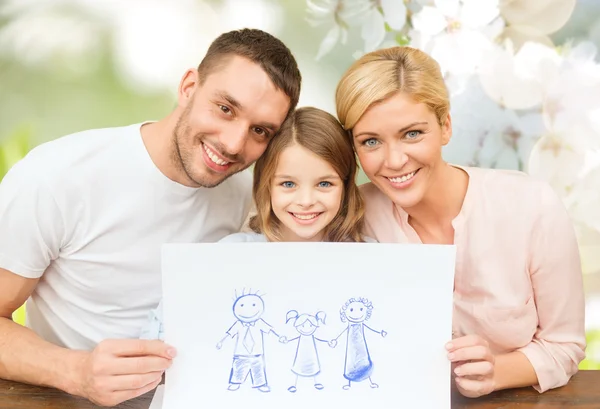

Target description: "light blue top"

left=139, top=232, right=376, bottom=340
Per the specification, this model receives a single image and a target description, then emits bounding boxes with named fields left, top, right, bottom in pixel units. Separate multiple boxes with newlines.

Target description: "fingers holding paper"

left=446, top=334, right=495, bottom=398
left=76, top=339, right=176, bottom=407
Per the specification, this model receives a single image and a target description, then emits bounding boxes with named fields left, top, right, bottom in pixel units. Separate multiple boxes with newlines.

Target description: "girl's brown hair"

left=248, top=107, right=364, bottom=242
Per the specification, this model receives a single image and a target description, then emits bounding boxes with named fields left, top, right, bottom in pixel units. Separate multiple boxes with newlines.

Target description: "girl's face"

left=296, top=319, right=317, bottom=335
left=270, top=144, right=343, bottom=242
left=352, top=91, right=451, bottom=209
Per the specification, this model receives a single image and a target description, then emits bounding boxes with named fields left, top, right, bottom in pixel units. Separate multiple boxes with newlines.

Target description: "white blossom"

left=445, top=76, right=543, bottom=170
left=306, top=0, right=372, bottom=60
left=409, top=0, right=503, bottom=76
left=499, top=0, right=577, bottom=49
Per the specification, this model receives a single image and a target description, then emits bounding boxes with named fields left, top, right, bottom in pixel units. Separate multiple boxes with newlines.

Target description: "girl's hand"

left=446, top=334, right=495, bottom=398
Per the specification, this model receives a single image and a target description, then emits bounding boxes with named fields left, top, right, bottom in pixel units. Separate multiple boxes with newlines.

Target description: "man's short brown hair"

left=198, top=28, right=301, bottom=117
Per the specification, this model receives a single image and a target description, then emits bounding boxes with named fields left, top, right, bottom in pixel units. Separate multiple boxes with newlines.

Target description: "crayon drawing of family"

left=215, top=290, right=387, bottom=394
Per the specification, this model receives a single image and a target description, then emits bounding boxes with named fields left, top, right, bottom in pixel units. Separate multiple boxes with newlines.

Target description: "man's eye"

left=219, top=105, right=231, bottom=115
left=253, top=127, right=266, bottom=136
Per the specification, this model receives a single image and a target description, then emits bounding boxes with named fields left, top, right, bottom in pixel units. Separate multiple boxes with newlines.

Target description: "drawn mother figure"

left=331, top=297, right=387, bottom=389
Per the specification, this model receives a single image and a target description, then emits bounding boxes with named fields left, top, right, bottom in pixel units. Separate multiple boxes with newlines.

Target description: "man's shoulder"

left=220, top=169, right=253, bottom=195
left=208, top=169, right=253, bottom=207
left=15, top=123, right=143, bottom=177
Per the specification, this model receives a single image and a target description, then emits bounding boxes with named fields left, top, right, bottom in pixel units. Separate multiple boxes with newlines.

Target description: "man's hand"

left=75, top=339, right=176, bottom=407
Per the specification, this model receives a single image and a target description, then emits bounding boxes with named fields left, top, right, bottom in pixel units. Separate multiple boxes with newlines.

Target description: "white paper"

left=161, top=242, right=455, bottom=409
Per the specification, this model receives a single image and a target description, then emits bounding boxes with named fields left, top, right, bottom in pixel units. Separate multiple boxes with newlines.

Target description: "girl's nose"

left=295, top=187, right=315, bottom=207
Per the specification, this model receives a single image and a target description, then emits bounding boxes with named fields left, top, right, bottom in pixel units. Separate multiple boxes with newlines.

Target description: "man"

left=0, top=28, right=301, bottom=407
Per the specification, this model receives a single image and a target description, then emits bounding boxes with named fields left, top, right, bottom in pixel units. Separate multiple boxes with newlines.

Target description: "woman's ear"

left=441, top=113, right=452, bottom=146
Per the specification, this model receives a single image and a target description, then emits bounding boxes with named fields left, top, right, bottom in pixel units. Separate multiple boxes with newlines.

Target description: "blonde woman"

left=335, top=46, right=585, bottom=398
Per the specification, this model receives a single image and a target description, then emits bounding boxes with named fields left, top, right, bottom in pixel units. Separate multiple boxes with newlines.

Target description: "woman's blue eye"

left=364, top=138, right=378, bottom=147
left=282, top=181, right=295, bottom=188
left=318, top=181, right=331, bottom=188
left=406, top=130, right=421, bottom=139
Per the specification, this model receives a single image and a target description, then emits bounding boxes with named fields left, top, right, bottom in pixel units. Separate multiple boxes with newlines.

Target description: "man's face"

left=173, top=56, right=291, bottom=188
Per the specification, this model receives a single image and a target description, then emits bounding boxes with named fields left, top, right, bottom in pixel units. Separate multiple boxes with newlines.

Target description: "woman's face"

left=352, top=91, right=451, bottom=209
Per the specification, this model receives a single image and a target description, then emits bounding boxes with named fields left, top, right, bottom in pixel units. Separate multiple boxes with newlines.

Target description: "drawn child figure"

left=282, top=310, right=332, bottom=392
left=330, top=297, right=387, bottom=390
left=217, top=291, right=284, bottom=393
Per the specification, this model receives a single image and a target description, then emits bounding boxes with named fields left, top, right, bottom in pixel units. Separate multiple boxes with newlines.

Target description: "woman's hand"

left=446, top=334, right=495, bottom=398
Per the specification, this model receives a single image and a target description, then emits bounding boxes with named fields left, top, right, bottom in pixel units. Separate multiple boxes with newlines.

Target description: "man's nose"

left=384, top=143, right=409, bottom=170
left=221, top=124, right=248, bottom=156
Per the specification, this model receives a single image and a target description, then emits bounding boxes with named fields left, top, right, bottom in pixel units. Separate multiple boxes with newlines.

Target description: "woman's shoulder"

left=468, top=166, right=556, bottom=199
left=218, top=232, right=268, bottom=243
left=358, top=182, right=395, bottom=215
left=465, top=166, right=564, bottom=219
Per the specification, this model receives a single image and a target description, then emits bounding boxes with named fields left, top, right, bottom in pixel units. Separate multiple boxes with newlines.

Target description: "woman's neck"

left=404, top=164, right=469, bottom=242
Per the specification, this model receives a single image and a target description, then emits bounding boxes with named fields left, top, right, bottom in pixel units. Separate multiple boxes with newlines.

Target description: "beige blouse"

left=360, top=165, right=586, bottom=392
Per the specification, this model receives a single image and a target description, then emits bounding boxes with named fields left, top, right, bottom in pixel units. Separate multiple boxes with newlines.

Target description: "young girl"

left=222, top=105, right=365, bottom=243
left=140, top=106, right=369, bottom=340
left=283, top=310, right=329, bottom=392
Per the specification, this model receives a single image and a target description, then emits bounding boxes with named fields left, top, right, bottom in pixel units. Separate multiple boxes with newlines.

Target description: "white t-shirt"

left=0, top=123, right=252, bottom=350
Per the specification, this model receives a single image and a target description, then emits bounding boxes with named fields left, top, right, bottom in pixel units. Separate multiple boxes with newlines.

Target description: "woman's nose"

left=384, top=144, right=409, bottom=170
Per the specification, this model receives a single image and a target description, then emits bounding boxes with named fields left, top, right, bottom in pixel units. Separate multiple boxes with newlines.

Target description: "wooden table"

left=1, top=370, right=599, bottom=408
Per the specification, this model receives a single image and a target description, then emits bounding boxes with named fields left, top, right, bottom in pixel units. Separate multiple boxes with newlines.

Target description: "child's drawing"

left=216, top=289, right=285, bottom=393
left=330, top=297, right=387, bottom=390
left=280, top=310, right=334, bottom=393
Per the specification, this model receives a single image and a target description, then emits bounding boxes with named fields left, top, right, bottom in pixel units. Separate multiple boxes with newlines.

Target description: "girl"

left=334, top=46, right=585, bottom=397
left=140, top=106, right=369, bottom=340
left=283, top=310, right=329, bottom=392
left=223, top=106, right=365, bottom=243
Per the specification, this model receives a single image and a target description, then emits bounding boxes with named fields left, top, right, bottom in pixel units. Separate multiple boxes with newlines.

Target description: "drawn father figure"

left=217, top=293, right=285, bottom=393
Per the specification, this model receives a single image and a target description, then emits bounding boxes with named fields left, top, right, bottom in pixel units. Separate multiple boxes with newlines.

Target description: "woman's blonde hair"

left=248, top=106, right=364, bottom=242
left=335, top=46, right=450, bottom=132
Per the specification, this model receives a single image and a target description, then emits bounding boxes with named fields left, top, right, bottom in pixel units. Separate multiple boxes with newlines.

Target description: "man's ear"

left=441, top=113, right=452, bottom=146
left=177, top=68, right=199, bottom=108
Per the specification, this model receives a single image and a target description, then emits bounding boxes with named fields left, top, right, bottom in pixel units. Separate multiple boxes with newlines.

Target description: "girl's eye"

left=406, top=130, right=422, bottom=139
left=219, top=105, right=231, bottom=115
left=282, top=181, right=295, bottom=188
left=363, top=138, right=379, bottom=147
left=360, top=308, right=363, bottom=311
left=350, top=308, right=353, bottom=312
left=318, top=181, right=331, bottom=188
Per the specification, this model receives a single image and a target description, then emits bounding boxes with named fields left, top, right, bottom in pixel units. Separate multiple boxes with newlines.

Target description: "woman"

left=335, top=46, right=585, bottom=398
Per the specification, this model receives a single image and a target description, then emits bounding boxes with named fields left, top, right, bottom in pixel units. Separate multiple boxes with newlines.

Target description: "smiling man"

left=0, top=28, right=301, bottom=407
